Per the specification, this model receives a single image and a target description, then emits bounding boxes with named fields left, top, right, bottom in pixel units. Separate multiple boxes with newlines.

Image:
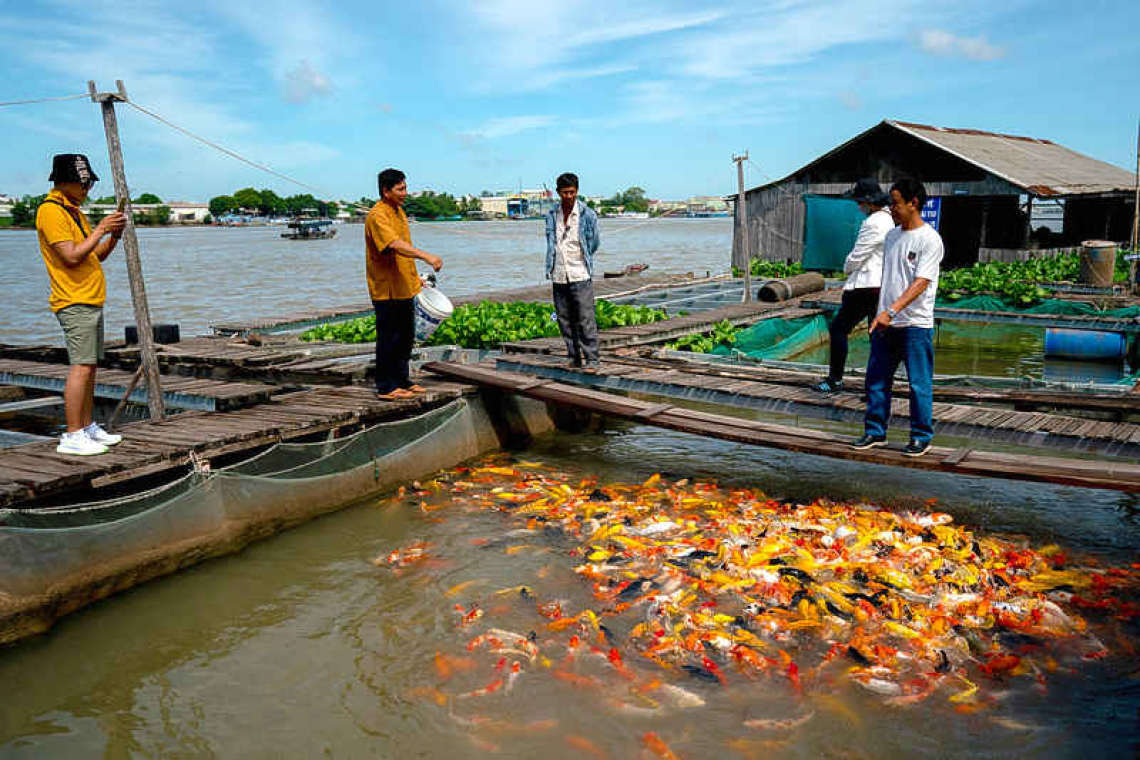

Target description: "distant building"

left=87, top=201, right=210, bottom=223
left=686, top=196, right=730, bottom=217
left=166, top=202, right=210, bottom=223
left=479, top=196, right=510, bottom=218
left=649, top=200, right=686, bottom=215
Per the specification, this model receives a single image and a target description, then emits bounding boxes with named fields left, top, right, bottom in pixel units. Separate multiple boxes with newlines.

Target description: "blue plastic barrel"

left=1043, top=328, right=1127, bottom=361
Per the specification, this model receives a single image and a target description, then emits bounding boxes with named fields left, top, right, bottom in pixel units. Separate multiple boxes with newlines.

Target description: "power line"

left=0, top=93, right=89, bottom=107
left=124, top=99, right=330, bottom=197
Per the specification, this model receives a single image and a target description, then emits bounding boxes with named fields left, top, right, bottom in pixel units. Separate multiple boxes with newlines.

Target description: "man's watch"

left=886, top=307, right=898, bottom=319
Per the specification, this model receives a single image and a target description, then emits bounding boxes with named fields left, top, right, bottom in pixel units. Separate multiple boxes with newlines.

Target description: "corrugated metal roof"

left=743, top=120, right=1135, bottom=198
left=887, top=120, right=1135, bottom=196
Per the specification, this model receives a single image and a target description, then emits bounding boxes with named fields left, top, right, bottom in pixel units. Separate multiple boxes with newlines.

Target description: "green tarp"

left=937, top=295, right=1140, bottom=319
left=801, top=194, right=865, bottom=272
left=712, top=315, right=829, bottom=361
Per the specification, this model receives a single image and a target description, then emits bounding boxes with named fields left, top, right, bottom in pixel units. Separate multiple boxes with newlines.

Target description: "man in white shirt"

left=812, top=179, right=893, bottom=393
left=545, top=173, right=601, bottom=369
left=851, top=178, right=944, bottom=457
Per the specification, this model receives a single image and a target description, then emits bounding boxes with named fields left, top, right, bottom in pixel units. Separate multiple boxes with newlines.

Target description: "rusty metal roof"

left=886, top=120, right=1135, bottom=196
left=745, top=120, right=1135, bottom=198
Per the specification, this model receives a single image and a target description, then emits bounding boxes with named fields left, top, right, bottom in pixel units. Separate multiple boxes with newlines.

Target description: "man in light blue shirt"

left=545, top=173, right=601, bottom=369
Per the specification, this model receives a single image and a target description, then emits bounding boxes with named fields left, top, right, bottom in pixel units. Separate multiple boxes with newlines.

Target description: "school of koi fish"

left=377, top=459, right=1140, bottom=757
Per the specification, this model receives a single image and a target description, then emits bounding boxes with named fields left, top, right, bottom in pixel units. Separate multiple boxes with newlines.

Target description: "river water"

left=1, top=220, right=1138, bottom=757
left=0, top=219, right=731, bottom=346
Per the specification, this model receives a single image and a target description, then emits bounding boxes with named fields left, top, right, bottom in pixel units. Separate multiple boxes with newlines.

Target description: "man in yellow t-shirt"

left=35, top=153, right=127, bottom=456
left=366, top=168, right=442, bottom=400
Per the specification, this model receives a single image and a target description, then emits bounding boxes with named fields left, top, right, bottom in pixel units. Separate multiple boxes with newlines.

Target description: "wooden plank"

left=942, top=448, right=972, bottom=465
left=634, top=403, right=674, bottom=419
left=426, top=361, right=1140, bottom=493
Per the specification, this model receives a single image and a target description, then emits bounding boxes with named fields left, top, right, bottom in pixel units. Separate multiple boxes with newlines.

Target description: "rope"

left=0, top=93, right=89, bottom=107
left=124, top=99, right=335, bottom=199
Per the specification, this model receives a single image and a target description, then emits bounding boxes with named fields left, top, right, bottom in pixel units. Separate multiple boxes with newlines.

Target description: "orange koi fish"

left=642, top=732, right=682, bottom=760
left=563, top=733, right=607, bottom=759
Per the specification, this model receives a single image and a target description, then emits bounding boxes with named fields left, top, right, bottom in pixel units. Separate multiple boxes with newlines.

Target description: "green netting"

left=711, top=315, right=829, bottom=361
left=0, top=472, right=207, bottom=529
left=937, top=295, right=1140, bottom=319
left=802, top=195, right=864, bottom=272
left=0, top=401, right=469, bottom=598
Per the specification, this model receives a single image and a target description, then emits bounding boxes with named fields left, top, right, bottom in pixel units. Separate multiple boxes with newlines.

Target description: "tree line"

left=208, top=188, right=339, bottom=219
left=6, top=193, right=171, bottom=227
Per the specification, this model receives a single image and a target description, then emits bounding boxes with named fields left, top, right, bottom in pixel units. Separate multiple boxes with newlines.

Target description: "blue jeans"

left=863, top=326, right=934, bottom=444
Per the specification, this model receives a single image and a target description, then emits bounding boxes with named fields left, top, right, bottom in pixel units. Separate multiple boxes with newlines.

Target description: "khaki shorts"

left=55, top=304, right=105, bottom=365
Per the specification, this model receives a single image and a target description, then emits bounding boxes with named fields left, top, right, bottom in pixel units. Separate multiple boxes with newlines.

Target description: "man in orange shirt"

left=365, top=168, right=442, bottom=400
left=36, top=154, right=127, bottom=456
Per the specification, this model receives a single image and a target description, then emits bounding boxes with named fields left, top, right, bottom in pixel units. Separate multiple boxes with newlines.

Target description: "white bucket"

left=414, top=284, right=454, bottom=343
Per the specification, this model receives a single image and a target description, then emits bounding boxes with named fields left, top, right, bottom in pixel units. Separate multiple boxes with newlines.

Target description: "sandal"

left=376, top=388, right=416, bottom=401
left=406, top=384, right=427, bottom=393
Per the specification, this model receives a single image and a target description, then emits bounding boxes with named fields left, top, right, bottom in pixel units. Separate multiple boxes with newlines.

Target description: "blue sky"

left=1, top=0, right=1137, bottom=202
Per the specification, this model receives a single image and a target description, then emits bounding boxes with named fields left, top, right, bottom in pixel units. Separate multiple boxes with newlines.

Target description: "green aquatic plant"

left=299, top=300, right=668, bottom=348
left=940, top=250, right=1130, bottom=305
left=665, top=319, right=741, bottom=353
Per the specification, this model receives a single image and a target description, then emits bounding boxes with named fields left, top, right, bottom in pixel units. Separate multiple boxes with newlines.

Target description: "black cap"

left=843, top=178, right=887, bottom=206
left=49, top=154, right=99, bottom=185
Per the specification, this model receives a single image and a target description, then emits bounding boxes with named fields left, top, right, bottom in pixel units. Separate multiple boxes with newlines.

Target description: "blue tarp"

left=801, top=194, right=865, bottom=272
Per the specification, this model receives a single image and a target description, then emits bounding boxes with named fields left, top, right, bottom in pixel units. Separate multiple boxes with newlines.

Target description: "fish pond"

left=0, top=423, right=1138, bottom=759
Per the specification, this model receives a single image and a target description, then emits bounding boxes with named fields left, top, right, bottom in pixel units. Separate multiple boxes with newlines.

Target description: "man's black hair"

left=890, top=177, right=927, bottom=209
left=378, top=168, right=406, bottom=196
left=556, top=172, right=579, bottom=191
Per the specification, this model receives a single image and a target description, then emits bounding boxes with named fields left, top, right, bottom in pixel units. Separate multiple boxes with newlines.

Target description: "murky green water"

left=793, top=322, right=1130, bottom=384
left=1, top=424, right=1137, bottom=758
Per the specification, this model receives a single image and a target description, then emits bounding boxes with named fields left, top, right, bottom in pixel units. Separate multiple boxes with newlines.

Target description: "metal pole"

left=1130, top=119, right=1139, bottom=294
left=1131, top=118, right=1139, bottom=250
left=733, top=152, right=752, bottom=302
left=89, top=80, right=166, bottom=421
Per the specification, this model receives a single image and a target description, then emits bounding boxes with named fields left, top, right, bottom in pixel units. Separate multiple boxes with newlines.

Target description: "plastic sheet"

left=712, top=315, right=829, bottom=362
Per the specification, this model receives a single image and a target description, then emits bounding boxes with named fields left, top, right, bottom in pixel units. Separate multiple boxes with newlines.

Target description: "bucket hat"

left=49, top=154, right=99, bottom=186
left=843, top=178, right=887, bottom=206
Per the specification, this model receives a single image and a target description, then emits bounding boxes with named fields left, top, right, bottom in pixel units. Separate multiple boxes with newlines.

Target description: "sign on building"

left=921, top=197, right=941, bottom=230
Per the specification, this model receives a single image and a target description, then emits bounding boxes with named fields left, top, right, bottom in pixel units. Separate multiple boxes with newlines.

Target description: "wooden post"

left=89, top=80, right=166, bottom=421
left=733, top=152, right=752, bottom=302
left=1024, top=195, right=1034, bottom=248
left=1130, top=118, right=1139, bottom=293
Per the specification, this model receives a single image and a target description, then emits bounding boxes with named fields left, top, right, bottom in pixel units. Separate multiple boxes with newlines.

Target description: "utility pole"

left=1131, top=119, right=1139, bottom=294
left=733, top=152, right=752, bottom=302
left=88, top=80, right=166, bottom=421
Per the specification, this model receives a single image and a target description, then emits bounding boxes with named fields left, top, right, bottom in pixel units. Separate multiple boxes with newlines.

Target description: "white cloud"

left=463, top=2, right=723, bottom=92
left=919, top=29, right=1005, bottom=61
left=204, top=0, right=363, bottom=103
left=283, top=60, right=335, bottom=103
left=464, top=115, right=554, bottom=139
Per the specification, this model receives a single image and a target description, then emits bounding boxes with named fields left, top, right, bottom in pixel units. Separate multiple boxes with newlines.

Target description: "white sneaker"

left=84, top=422, right=122, bottom=446
left=57, top=430, right=109, bottom=456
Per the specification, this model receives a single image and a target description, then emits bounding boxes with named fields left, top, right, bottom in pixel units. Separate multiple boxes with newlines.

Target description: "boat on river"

left=281, top=219, right=337, bottom=239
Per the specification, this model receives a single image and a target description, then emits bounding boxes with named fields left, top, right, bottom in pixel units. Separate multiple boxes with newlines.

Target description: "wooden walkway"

left=210, top=273, right=711, bottom=336
left=0, top=380, right=473, bottom=509
left=637, top=351, right=1140, bottom=419
left=425, top=361, right=1140, bottom=493
left=0, top=358, right=276, bottom=411
left=494, top=353, right=1140, bottom=457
